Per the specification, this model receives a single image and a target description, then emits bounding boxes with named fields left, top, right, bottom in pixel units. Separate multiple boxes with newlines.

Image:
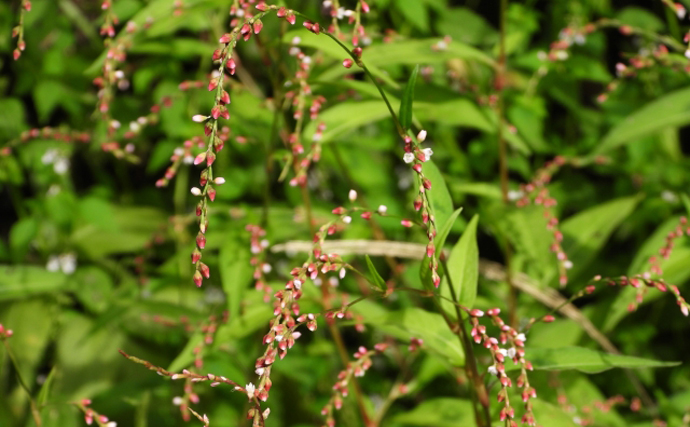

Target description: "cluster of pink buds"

left=402, top=130, right=442, bottom=287
left=252, top=276, right=316, bottom=405
left=597, top=44, right=687, bottom=103
left=469, top=308, right=536, bottom=426
left=320, top=0, right=370, bottom=45
left=661, top=0, right=686, bottom=20
left=588, top=216, right=690, bottom=316
left=321, top=344, right=386, bottom=427
left=247, top=224, right=273, bottom=302
left=557, top=393, right=637, bottom=426
left=19, top=127, right=90, bottom=145
left=11, top=0, right=31, bottom=60
left=0, top=324, right=13, bottom=340
left=515, top=156, right=572, bottom=286
left=282, top=38, right=328, bottom=187
left=542, top=25, right=592, bottom=62
left=77, top=399, right=117, bottom=427
left=592, top=274, right=690, bottom=317
left=189, top=4, right=287, bottom=288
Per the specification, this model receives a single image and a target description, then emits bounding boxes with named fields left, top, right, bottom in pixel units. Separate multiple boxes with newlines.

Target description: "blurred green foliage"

left=1, top=0, right=690, bottom=426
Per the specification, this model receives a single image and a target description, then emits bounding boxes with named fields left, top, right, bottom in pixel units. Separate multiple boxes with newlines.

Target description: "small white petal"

left=403, top=152, right=415, bottom=164
left=172, top=396, right=183, bottom=406
left=339, top=268, right=346, bottom=279
left=378, top=205, right=387, bottom=214
left=348, top=189, right=357, bottom=202
left=192, top=115, right=208, bottom=123
left=487, top=365, right=498, bottom=376
left=190, top=187, right=202, bottom=196
left=417, top=129, right=427, bottom=142
left=516, top=333, right=526, bottom=342
left=343, top=216, right=352, bottom=224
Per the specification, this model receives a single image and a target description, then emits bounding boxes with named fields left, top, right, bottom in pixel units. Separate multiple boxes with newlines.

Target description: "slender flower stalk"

left=11, top=0, right=31, bottom=60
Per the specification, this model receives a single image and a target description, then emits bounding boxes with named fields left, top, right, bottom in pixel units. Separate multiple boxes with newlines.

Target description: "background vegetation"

left=1, top=0, right=690, bottom=426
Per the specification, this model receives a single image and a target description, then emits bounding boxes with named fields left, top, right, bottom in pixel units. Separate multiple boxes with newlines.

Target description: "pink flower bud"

left=193, top=152, right=206, bottom=165
left=199, top=262, right=210, bottom=279
left=253, top=20, right=263, bottom=34
left=417, top=129, right=427, bottom=142
left=192, top=114, right=207, bottom=123
left=401, top=219, right=413, bottom=228
left=343, top=59, right=353, bottom=68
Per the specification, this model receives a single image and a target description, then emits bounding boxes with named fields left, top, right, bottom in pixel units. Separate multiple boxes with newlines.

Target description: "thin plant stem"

left=2, top=341, right=42, bottom=426
left=497, top=0, right=518, bottom=329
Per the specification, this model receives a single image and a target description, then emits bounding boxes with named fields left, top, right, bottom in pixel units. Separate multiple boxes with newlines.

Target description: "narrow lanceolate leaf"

left=220, top=237, right=253, bottom=319
left=423, top=160, right=453, bottom=232
left=420, top=207, right=462, bottom=290
left=441, top=214, right=479, bottom=315
left=593, top=86, right=690, bottom=155
left=682, top=193, right=690, bottom=217
left=36, top=366, right=57, bottom=406
left=504, top=347, right=680, bottom=374
left=365, top=255, right=387, bottom=292
left=398, top=64, right=420, bottom=131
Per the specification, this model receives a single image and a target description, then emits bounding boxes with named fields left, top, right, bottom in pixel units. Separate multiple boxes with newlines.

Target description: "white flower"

left=262, top=408, right=271, bottom=420
left=348, top=189, right=357, bottom=202
left=129, top=121, right=140, bottom=132
left=507, top=190, right=523, bottom=201
left=59, top=253, right=77, bottom=275
left=192, top=115, right=207, bottom=122
left=563, top=260, right=573, bottom=270
left=507, top=347, right=516, bottom=359
left=262, top=263, right=272, bottom=274
left=498, top=348, right=508, bottom=357
left=293, top=279, right=302, bottom=290
left=685, top=49, right=690, bottom=59
left=214, top=177, right=226, bottom=185
left=487, top=365, right=498, bottom=376
left=245, top=383, right=256, bottom=398
left=106, top=422, right=117, bottom=427
left=329, top=277, right=339, bottom=287
left=190, top=187, right=202, bottom=196
left=417, top=129, right=427, bottom=142
left=378, top=205, right=387, bottom=214
left=291, top=36, right=301, bottom=45
left=46, top=256, right=60, bottom=272
left=41, top=149, right=57, bottom=165
left=339, top=268, right=346, bottom=279
left=403, top=152, right=415, bottom=164
left=53, top=157, right=69, bottom=175
left=343, top=216, right=352, bottom=224
left=172, top=396, right=183, bottom=406
left=422, top=148, right=433, bottom=161
left=515, top=333, right=526, bottom=342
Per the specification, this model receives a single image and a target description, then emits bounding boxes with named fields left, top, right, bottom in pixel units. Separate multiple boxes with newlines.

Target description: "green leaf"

left=441, top=214, right=479, bottom=313
left=507, top=347, right=680, bottom=374
left=394, top=0, right=429, bottom=31
left=529, top=400, right=580, bottom=427
left=219, top=237, right=253, bottom=319
left=9, top=217, right=39, bottom=263
left=682, top=193, right=690, bottom=216
left=593, top=86, right=690, bottom=155
left=389, top=398, right=474, bottom=426
left=419, top=208, right=463, bottom=290
left=423, top=160, right=453, bottom=232
left=36, top=366, right=58, bottom=406
left=414, top=99, right=493, bottom=132
left=399, top=65, right=420, bottom=131
left=559, top=195, right=642, bottom=280
left=365, top=255, right=387, bottom=292
left=0, top=266, right=70, bottom=300
left=355, top=305, right=464, bottom=366
left=304, top=100, right=392, bottom=144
